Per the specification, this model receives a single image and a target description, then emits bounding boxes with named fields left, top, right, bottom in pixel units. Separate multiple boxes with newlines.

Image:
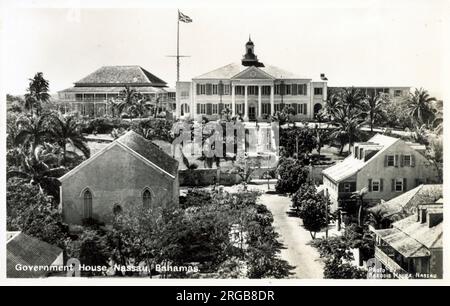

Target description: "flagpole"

left=177, top=10, right=180, bottom=82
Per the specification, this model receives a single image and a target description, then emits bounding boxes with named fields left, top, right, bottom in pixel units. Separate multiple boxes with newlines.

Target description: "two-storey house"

left=322, top=134, right=439, bottom=211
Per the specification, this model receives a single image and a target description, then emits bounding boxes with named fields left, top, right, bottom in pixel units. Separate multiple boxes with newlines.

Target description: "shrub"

left=275, top=158, right=309, bottom=195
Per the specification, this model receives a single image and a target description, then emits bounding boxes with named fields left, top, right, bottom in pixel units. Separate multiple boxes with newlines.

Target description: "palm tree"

left=313, top=124, right=330, bottom=160
left=14, top=115, right=53, bottom=157
left=364, top=92, right=388, bottom=132
left=24, top=72, right=50, bottom=116
left=128, top=98, right=150, bottom=118
left=49, top=114, right=90, bottom=164
left=7, top=146, right=66, bottom=197
left=407, top=88, right=437, bottom=126
left=116, top=86, right=141, bottom=116
left=329, top=107, right=364, bottom=155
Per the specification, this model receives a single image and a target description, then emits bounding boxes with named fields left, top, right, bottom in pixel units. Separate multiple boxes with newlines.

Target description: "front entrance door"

left=248, top=105, right=256, bottom=121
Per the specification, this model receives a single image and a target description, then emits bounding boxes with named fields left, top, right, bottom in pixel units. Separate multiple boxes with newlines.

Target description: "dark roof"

left=117, top=131, right=178, bottom=176
left=74, top=66, right=167, bottom=87
left=369, top=184, right=443, bottom=220
left=58, top=86, right=167, bottom=94
left=7, top=232, right=63, bottom=278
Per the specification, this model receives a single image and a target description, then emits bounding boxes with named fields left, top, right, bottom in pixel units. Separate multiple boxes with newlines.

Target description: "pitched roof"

left=369, top=184, right=443, bottom=219
left=375, top=205, right=443, bottom=258
left=193, top=62, right=305, bottom=79
left=322, top=134, right=399, bottom=182
left=7, top=232, right=63, bottom=278
left=59, top=86, right=167, bottom=94
left=116, top=130, right=178, bottom=176
left=74, top=66, right=167, bottom=87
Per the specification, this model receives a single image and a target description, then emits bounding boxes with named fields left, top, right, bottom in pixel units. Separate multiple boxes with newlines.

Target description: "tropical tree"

left=363, top=92, right=388, bottom=132
left=49, top=114, right=90, bottom=164
left=407, top=88, right=437, bottom=126
left=24, top=72, right=50, bottom=116
left=14, top=115, right=53, bottom=156
left=116, top=86, right=142, bottom=116
left=313, top=124, right=330, bottom=160
left=297, top=192, right=331, bottom=239
left=7, top=146, right=66, bottom=197
left=329, top=107, right=364, bottom=155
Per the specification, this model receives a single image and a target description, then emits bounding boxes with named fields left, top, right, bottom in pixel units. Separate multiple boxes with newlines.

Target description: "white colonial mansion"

left=175, top=38, right=411, bottom=122
left=175, top=38, right=328, bottom=122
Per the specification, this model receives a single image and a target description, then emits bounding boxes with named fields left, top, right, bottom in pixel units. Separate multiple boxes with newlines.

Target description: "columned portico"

left=258, top=85, right=262, bottom=117
left=244, top=85, right=249, bottom=121
left=231, top=84, right=236, bottom=115
left=270, top=84, right=274, bottom=115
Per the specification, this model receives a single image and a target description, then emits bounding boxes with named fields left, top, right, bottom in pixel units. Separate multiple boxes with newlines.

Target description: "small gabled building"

left=7, top=232, right=63, bottom=278
left=373, top=202, right=443, bottom=279
left=322, top=134, right=438, bottom=211
left=369, top=184, right=442, bottom=228
left=59, top=130, right=179, bottom=225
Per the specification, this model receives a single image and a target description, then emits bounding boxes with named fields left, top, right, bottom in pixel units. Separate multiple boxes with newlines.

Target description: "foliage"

left=6, top=179, right=68, bottom=248
left=24, top=72, right=50, bottom=116
left=275, top=157, right=309, bottom=195
left=279, top=127, right=317, bottom=158
left=363, top=92, right=388, bottom=132
left=48, top=114, right=90, bottom=163
left=296, top=187, right=331, bottom=239
left=407, top=88, right=437, bottom=126
left=65, top=229, right=111, bottom=276
left=323, top=258, right=367, bottom=279
left=292, top=183, right=319, bottom=212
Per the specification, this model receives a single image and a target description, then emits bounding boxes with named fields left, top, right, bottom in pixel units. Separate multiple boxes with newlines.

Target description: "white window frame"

left=395, top=178, right=403, bottom=192
left=387, top=155, right=395, bottom=167
left=403, top=154, right=412, bottom=166
left=372, top=180, right=380, bottom=192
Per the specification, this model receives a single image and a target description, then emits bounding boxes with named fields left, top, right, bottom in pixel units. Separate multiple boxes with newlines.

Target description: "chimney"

left=428, top=212, right=443, bottom=228
left=320, top=73, right=328, bottom=81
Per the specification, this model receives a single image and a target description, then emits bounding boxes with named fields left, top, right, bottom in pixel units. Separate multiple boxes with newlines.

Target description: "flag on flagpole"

left=178, top=10, right=193, bottom=23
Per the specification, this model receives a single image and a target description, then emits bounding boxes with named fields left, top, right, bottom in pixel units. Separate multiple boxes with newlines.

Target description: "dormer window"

left=359, top=148, right=364, bottom=160
left=354, top=146, right=359, bottom=158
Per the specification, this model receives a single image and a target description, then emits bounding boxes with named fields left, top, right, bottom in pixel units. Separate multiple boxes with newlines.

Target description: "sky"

left=1, top=0, right=449, bottom=98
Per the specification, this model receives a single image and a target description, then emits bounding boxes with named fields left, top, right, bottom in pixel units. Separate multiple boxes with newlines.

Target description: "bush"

left=275, top=158, right=309, bottom=195
left=324, top=259, right=367, bottom=279
left=7, top=179, right=68, bottom=248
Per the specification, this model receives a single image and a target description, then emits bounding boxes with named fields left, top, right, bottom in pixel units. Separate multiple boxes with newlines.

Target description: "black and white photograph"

left=0, top=0, right=448, bottom=289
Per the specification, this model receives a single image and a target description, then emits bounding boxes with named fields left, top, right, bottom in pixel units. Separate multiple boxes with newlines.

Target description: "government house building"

left=57, top=65, right=176, bottom=117
left=176, top=38, right=328, bottom=121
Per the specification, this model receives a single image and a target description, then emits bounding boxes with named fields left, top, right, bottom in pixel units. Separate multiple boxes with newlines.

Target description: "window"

left=395, top=179, right=403, bottom=191
left=372, top=180, right=380, bottom=192
left=143, top=189, right=152, bottom=208
left=113, top=204, right=122, bottom=215
left=212, top=84, right=218, bottom=95
left=181, top=91, right=189, bottom=99
left=248, top=86, right=258, bottom=95
left=314, top=87, right=323, bottom=96
left=83, top=189, right=92, bottom=219
left=262, top=86, right=271, bottom=95
left=285, top=84, right=291, bottom=95
left=403, top=154, right=411, bottom=166
left=212, top=104, right=218, bottom=114
left=298, top=84, right=307, bottom=95
left=394, top=90, right=402, bottom=97
left=223, top=84, right=230, bottom=95
left=354, top=146, right=359, bottom=158
left=387, top=155, right=395, bottom=167
left=359, top=148, right=364, bottom=160
left=197, top=84, right=206, bottom=95
left=344, top=183, right=351, bottom=192
left=235, top=86, right=245, bottom=95
left=262, top=103, right=271, bottom=115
